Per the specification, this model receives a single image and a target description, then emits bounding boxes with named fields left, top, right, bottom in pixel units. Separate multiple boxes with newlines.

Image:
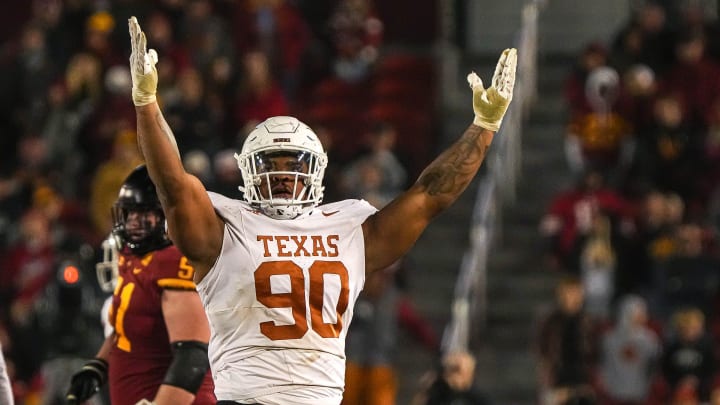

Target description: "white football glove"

left=467, top=48, right=517, bottom=132
left=128, top=16, right=158, bottom=106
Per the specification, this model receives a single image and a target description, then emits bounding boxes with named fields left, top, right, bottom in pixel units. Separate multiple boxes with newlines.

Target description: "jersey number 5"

left=254, top=260, right=349, bottom=340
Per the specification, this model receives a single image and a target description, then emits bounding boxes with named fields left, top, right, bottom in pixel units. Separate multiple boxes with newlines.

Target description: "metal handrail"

left=440, top=0, right=541, bottom=354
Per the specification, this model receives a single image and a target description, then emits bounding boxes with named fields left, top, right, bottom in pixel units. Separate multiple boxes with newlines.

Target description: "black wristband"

left=82, top=358, right=109, bottom=385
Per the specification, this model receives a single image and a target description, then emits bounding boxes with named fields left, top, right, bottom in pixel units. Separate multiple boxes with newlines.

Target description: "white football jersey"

left=197, top=192, right=377, bottom=403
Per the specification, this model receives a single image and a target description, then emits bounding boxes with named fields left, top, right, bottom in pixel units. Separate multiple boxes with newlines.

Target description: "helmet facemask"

left=236, top=116, right=328, bottom=220
left=96, top=234, right=120, bottom=293
left=111, top=164, right=171, bottom=255
left=238, top=149, right=326, bottom=219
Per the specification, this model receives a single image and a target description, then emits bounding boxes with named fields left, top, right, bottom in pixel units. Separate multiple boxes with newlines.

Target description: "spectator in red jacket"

left=540, top=169, right=635, bottom=271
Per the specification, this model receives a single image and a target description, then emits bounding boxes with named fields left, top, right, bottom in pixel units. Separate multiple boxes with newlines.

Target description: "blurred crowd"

left=0, top=0, right=441, bottom=404
left=536, top=1, right=720, bottom=404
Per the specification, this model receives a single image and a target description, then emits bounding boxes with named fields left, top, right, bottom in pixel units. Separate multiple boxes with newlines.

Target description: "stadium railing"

left=440, top=0, right=543, bottom=354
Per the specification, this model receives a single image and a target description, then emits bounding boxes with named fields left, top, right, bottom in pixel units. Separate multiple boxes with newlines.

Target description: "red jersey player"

left=65, top=165, right=215, bottom=405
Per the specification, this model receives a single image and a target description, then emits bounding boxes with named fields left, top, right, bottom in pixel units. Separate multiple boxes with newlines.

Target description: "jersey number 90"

left=254, top=260, right=349, bottom=340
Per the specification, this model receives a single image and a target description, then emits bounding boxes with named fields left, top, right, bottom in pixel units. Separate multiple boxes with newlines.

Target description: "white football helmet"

left=236, top=116, right=328, bottom=219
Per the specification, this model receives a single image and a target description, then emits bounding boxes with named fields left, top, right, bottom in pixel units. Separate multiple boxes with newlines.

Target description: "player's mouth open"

left=272, top=187, right=293, bottom=199
left=127, top=230, right=148, bottom=239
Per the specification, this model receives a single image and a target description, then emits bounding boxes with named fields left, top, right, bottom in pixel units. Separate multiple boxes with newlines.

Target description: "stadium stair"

left=394, top=51, right=577, bottom=404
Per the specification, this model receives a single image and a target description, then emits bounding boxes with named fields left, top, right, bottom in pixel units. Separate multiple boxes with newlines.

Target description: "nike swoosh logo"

left=322, top=210, right=339, bottom=217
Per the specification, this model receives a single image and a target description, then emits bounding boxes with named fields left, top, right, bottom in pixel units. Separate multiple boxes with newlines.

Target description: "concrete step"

left=473, top=347, right=538, bottom=403
left=394, top=41, right=580, bottom=405
left=469, top=53, right=573, bottom=403
left=487, top=269, right=557, bottom=296
left=394, top=335, right=441, bottom=403
left=523, top=121, right=567, bottom=142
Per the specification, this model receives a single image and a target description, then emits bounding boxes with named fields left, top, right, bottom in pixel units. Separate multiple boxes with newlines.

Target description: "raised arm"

left=363, top=48, right=517, bottom=273
left=128, top=17, right=223, bottom=278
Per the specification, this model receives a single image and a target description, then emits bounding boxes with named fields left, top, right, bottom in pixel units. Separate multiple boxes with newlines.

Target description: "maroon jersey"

left=107, top=245, right=215, bottom=405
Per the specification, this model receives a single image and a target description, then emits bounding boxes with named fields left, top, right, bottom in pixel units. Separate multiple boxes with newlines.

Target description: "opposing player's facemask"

left=96, top=233, right=120, bottom=293
left=236, top=116, right=328, bottom=220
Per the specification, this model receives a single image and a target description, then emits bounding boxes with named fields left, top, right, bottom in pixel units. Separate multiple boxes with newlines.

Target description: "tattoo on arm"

left=418, top=125, right=489, bottom=197
left=155, top=111, right=181, bottom=158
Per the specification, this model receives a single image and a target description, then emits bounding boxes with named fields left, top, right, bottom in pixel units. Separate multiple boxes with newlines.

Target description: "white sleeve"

left=0, top=343, right=13, bottom=405
left=101, top=296, right=114, bottom=338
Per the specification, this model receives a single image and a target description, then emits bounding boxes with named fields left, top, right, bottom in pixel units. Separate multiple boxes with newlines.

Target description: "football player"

left=128, top=15, right=516, bottom=405
left=65, top=165, right=215, bottom=405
